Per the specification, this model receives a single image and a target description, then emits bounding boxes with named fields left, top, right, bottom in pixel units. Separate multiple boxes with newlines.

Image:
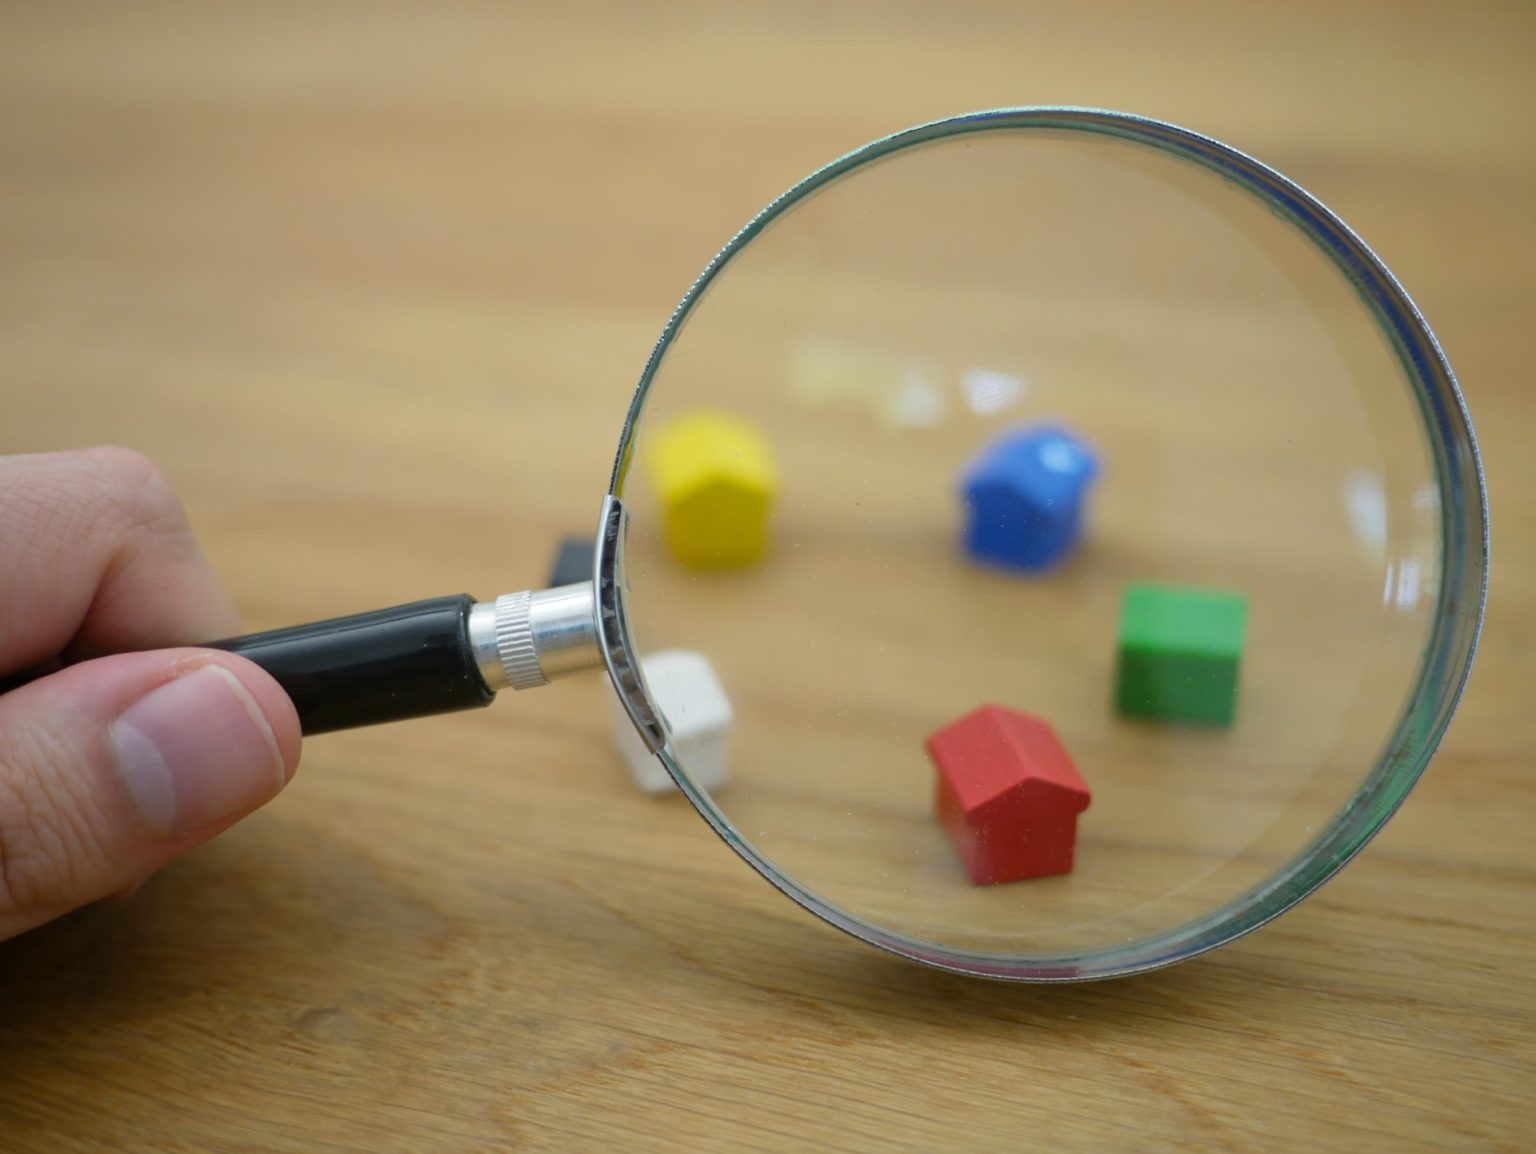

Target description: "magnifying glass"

left=206, top=108, right=1486, bottom=981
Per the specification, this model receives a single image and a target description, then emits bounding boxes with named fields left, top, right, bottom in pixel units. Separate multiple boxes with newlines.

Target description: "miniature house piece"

left=545, top=535, right=594, bottom=588
left=1114, top=582, right=1247, bottom=727
left=926, top=705, right=1092, bottom=885
left=959, top=424, right=1099, bottom=572
left=611, top=649, right=732, bottom=795
left=647, top=411, right=779, bottom=569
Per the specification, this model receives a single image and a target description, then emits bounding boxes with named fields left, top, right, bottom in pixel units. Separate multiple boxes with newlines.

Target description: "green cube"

left=1114, top=584, right=1247, bottom=727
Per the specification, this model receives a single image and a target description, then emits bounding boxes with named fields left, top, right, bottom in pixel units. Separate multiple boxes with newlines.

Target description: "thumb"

left=0, top=650, right=301, bottom=939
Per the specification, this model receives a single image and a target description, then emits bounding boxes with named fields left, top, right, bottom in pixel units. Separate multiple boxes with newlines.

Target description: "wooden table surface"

left=1, top=3, right=1532, bottom=1150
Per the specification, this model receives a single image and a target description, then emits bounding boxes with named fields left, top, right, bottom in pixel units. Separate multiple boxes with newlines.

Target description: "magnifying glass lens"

left=607, top=113, right=1481, bottom=979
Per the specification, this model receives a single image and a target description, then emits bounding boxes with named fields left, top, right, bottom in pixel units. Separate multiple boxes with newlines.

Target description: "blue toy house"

left=960, top=425, right=1100, bottom=572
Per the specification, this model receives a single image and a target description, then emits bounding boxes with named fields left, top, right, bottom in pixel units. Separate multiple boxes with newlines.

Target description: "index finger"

left=0, top=448, right=242, bottom=677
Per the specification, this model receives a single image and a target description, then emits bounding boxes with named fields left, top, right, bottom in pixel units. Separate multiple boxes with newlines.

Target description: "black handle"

left=210, top=595, right=494, bottom=735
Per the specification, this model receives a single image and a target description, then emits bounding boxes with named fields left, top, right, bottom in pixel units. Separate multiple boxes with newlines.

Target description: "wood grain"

left=0, top=2, right=1532, bottom=1150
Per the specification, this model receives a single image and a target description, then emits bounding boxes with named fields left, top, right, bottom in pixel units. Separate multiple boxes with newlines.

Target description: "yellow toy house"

left=647, top=411, right=779, bottom=570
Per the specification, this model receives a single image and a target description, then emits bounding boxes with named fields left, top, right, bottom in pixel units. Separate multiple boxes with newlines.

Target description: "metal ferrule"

left=468, top=583, right=603, bottom=692
left=464, top=498, right=662, bottom=755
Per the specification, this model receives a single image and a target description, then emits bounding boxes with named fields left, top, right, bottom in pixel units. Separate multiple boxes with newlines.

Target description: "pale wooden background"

left=0, top=3, right=1532, bottom=1151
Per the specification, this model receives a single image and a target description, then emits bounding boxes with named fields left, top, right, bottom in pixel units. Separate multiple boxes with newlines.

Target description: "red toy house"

left=926, top=705, right=1091, bottom=885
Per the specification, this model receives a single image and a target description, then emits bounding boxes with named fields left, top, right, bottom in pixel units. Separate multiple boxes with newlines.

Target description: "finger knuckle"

left=81, top=447, right=187, bottom=537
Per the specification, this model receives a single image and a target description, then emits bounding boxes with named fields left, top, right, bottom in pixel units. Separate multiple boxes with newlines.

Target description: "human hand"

left=0, top=448, right=301, bottom=940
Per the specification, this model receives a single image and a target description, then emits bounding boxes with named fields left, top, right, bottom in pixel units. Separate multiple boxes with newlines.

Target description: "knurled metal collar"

left=492, top=590, right=546, bottom=691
